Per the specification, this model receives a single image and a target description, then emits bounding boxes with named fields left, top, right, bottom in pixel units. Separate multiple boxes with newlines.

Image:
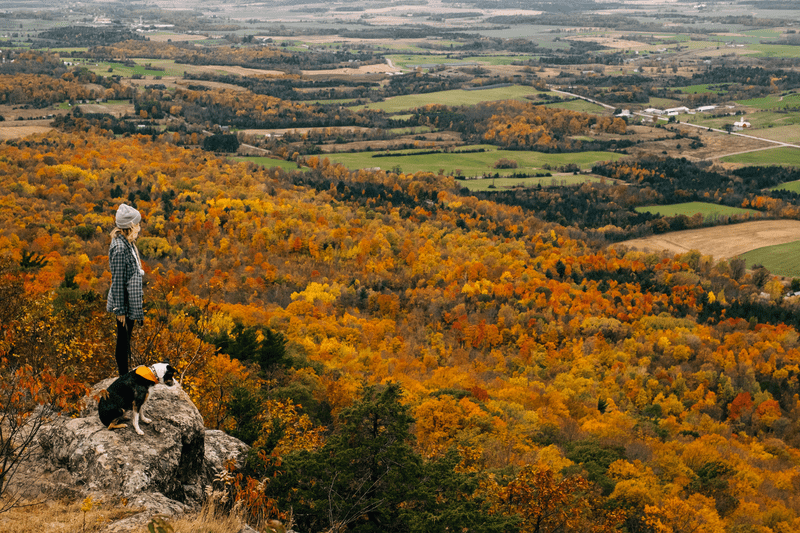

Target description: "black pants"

left=115, top=318, right=136, bottom=376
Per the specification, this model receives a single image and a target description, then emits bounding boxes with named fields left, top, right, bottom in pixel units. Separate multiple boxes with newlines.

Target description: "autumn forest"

left=1, top=126, right=799, bottom=531
left=2, top=7, right=800, bottom=533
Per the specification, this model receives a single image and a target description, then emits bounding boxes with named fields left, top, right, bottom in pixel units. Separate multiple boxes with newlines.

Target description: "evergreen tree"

left=274, top=383, right=511, bottom=532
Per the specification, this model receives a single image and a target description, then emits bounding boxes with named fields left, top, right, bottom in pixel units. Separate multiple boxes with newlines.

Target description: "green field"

left=324, top=146, right=623, bottom=177
left=750, top=44, right=800, bottom=58
left=354, top=86, right=553, bottom=113
left=741, top=240, right=800, bottom=278
left=674, top=40, right=722, bottom=52
left=386, top=54, right=476, bottom=69
left=724, top=147, right=800, bottom=167
left=460, top=55, right=529, bottom=66
left=79, top=59, right=194, bottom=78
left=544, top=99, right=608, bottom=113
left=741, top=123, right=800, bottom=144
left=769, top=175, right=800, bottom=194
left=458, top=174, right=609, bottom=191
left=387, top=126, right=435, bottom=134
left=744, top=29, right=783, bottom=39
left=738, top=93, right=800, bottom=111
left=635, top=202, right=760, bottom=219
left=672, top=83, right=731, bottom=95
left=79, top=58, right=252, bottom=78
left=647, top=97, right=682, bottom=109
left=390, top=54, right=524, bottom=67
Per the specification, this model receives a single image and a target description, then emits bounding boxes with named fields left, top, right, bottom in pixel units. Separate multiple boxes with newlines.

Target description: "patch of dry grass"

left=158, top=493, right=250, bottom=533
left=0, top=496, right=138, bottom=533
left=0, top=494, right=271, bottom=533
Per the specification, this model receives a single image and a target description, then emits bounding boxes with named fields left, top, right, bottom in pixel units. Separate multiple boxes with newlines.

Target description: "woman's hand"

left=117, top=315, right=126, bottom=326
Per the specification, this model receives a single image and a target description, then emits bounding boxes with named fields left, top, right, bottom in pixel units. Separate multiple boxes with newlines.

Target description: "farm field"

left=76, top=58, right=284, bottom=80
left=457, top=174, right=608, bottom=191
left=672, top=83, right=731, bottom=95
left=385, top=54, right=478, bottom=69
left=544, top=99, right=608, bottom=113
left=770, top=176, right=800, bottom=193
left=742, top=124, right=800, bottom=144
left=0, top=123, right=53, bottom=140
left=724, top=147, right=800, bottom=167
left=741, top=240, right=800, bottom=277
left=355, top=85, right=554, bottom=112
left=460, top=55, right=529, bottom=66
left=646, top=97, right=682, bottom=109
left=750, top=44, right=800, bottom=58
left=324, top=146, right=623, bottom=177
left=738, top=93, right=800, bottom=111
left=635, top=202, right=761, bottom=219
left=617, top=220, right=800, bottom=261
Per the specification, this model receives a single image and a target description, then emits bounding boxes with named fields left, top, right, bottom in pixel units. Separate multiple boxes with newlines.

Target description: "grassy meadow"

left=635, top=202, right=760, bottom=219
left=76, top=58, right=228, bottom=78
left=322, top=146, right=623, bottom=177
left=544, top=99, right=608, bottom=113
left=741, top=240, right=800, bottom=278
left=738, top=93, right=800, bottom=111
left=386, top=54, right=479, bottom=69
left=672, top=83, right=731, bottom=95
left=724, top=147, right=800, bottom=167
left=458, top=174, right=609, bottom=191
left=750, top=44, right=800, bottom=58
left=769, top=175, right=800, bottom=194
left=740, top=124, right=800, bottom=144
left=354, top=85, right=554, bottom=112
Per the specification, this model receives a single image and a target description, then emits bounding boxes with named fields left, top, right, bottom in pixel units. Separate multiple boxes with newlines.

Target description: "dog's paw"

left=135, top=428, right=144, bottom=435
left=140, top=416, right=152, bottom=424
left=108, top=422, right=127, bottom=430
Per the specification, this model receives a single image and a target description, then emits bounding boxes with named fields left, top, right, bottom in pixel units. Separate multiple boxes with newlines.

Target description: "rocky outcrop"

left=10, top=377, right=250, bottom=529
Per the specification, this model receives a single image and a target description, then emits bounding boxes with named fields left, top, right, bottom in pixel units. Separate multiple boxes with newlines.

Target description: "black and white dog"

left=98, top=363, right=177, bottom=435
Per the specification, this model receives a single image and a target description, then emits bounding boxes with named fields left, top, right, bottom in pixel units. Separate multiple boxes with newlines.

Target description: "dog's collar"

left=135, top=365, right=159, bottom=383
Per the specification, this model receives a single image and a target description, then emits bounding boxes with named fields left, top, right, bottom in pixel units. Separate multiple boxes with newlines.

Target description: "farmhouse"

left=696, top=105, right=717, bottom=113
left=733, top=119, right=751, bottom=130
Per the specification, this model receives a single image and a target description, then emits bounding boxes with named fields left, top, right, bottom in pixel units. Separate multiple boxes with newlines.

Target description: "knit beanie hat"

left=115, top=204, right=142, bottom=229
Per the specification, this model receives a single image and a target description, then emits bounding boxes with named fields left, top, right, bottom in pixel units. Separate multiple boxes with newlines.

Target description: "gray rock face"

left=10, top=377, right=250, bottom=527
left=205, top=429, right=251, bottom=482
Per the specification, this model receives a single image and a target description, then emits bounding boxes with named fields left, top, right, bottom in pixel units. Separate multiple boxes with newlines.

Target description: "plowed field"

left=616, top=220, right=800, bottom=260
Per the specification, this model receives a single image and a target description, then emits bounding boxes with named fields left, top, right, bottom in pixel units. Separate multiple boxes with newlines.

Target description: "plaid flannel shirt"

left=106, top=235, right=144, bottom=320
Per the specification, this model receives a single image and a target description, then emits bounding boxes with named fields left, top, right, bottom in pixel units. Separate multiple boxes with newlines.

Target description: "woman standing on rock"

left=107, top=203, right=145, bottom=376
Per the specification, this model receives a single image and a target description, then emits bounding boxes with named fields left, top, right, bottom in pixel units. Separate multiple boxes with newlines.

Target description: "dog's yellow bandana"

left=135, top=365, right=158, bottom=383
